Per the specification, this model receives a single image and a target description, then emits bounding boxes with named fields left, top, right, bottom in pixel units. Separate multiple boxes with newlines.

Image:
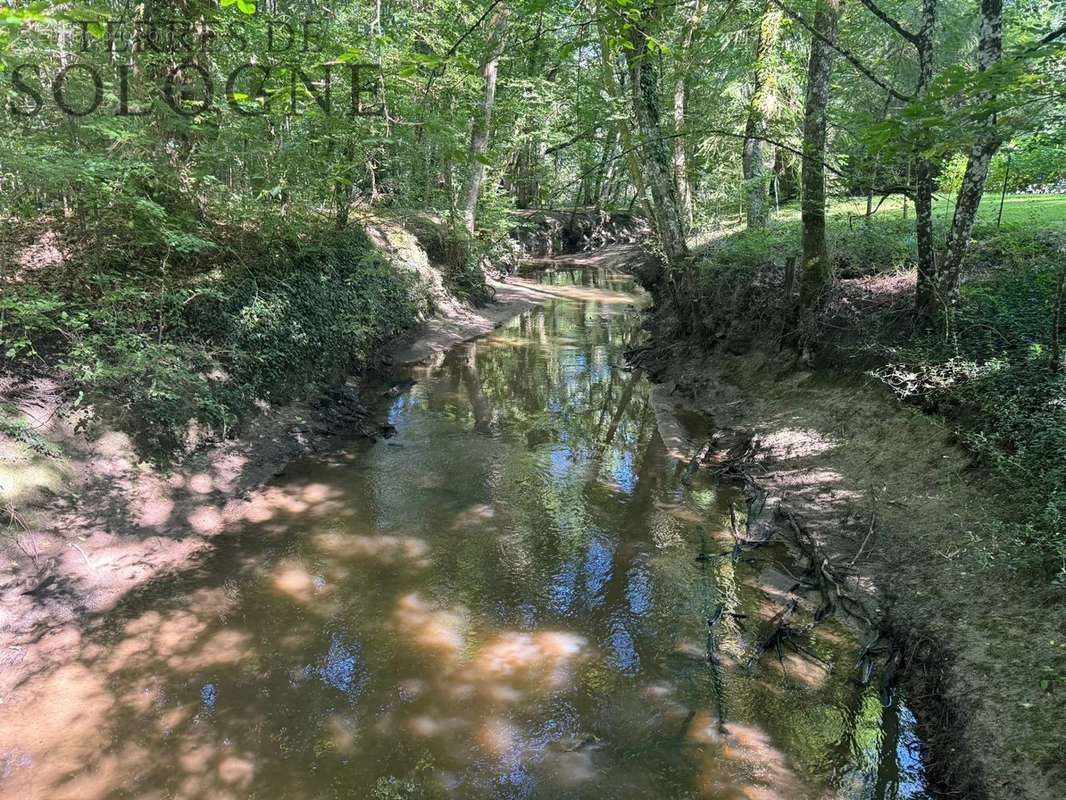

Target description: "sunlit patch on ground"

left=393, top=593, right=467, bottom=656
left=687, top=718, right=804, bottom=800
left=272, top=560, right=323, bottom=604
left=463, top=631, right=587, bottom=692
left=313, top=531, right=431, bottom=568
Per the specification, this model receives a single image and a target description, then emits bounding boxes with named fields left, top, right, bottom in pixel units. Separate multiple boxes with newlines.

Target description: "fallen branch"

left=69, top=542, right=92, bottom=569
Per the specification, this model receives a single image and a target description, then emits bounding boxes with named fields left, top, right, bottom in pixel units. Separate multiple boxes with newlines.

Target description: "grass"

left=712, top=192, right=1066, bottom=239
left=827, top=192, right=1066, bottom=230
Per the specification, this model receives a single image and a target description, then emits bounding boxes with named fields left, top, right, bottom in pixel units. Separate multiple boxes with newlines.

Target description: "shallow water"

left=0, top=268, right=930, bottom=799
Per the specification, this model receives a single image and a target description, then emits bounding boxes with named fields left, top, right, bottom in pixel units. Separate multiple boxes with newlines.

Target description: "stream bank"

left=0, top=223, right=561, bottom=672
left=633, top=312, right=1063, bottom=800
left=1, top=261, right=932, bottom=799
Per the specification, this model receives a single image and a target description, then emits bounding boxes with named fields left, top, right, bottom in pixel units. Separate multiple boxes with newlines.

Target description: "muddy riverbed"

left=0, top=267, right=930, bottom=799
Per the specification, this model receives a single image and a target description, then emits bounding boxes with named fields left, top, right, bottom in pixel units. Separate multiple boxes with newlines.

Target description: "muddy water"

left=0, top=268, right=929, bottom=800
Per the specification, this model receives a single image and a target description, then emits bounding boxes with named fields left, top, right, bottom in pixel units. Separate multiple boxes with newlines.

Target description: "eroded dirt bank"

left=634, top=336, right=1064, bottom=800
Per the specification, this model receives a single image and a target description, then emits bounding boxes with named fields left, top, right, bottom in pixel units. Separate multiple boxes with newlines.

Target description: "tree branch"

left=768, top=0, right=913, bottom=102
left=545, top=126, right=600, bottom=154
left=854, top=0, right=918, bottom=44
left=1037, top=22, right=1066, bottom=47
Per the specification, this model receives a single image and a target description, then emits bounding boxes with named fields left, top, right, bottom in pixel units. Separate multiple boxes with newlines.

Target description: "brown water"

left=0, top=268, right=930, bottom=800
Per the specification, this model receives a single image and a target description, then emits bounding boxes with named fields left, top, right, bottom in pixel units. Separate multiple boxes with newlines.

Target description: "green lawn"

left=766, top=192, right=1066, bottom=232
left=833, top=193, right=1066, bottom=230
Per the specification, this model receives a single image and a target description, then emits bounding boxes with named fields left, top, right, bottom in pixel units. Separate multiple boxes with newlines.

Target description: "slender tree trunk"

left=798, top=0, right=841, bottom=316
left=672, top=76, right=694, bottom=229
left=592, top=126, right=618, bottom=209
left=938, top=0, right=1004, bottom=310
left=597, top=20, right=655, bottom=227
left=743, top=4, right=783, bottom=230
left=774, top=147, right=798, bottom=202
left=460, top=3, right=511, bottom=233
left=335, top=141, right=357, bottom=230
left=624, top=9, right=689, bottom=264
left=671, top=0, right=708, bottom=229
left=913, top=0, right=940, bottom=323
left=914, top=159, right=938, bottom=317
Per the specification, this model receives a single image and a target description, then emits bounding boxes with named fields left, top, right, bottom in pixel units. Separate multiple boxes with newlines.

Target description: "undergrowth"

left=1, top=223, right=426, bottom=460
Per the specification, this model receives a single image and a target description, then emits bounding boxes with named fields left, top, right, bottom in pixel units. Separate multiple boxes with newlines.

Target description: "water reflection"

left=0, top=267, right=929, bottom=800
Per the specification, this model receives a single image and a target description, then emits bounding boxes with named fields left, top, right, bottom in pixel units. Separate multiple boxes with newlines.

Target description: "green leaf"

left=236, top=0, right=256, bottom=13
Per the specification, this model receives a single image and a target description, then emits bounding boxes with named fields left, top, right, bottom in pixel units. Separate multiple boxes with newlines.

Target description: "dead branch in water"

left=681, top=438, right=713, bottom=485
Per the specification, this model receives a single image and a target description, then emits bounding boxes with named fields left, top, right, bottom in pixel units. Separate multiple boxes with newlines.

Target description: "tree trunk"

left=589, top=126, right=618, bottom=209
left=596, top=20, right=655, bottom=227
left=335, top=141, right=357, bottom=230
left=913, top=0, right=940, bottom=323
left=774, top=147, right=798, bottom=202
left=798, top=0, right=841, bottom=316
left=914, top=159, right=938, bottom=318
left=671, top=0, right=708, bottom=230
left=743, top=4, right=783, bottom=230
left=624, top=9, right=689, bottom=264
left=938, top=0, right=1004, bottom=310
left=459, top=3, right=511, bottom=233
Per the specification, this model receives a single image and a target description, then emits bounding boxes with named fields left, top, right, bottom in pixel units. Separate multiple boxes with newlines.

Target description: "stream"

left=0, top=267, right=931, bottom=799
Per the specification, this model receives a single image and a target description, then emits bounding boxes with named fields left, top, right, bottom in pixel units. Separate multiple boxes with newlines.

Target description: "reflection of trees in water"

left=0, top=286, right=918, bottom=800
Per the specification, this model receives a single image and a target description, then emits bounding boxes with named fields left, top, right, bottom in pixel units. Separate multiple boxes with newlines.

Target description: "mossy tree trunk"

left=799, top=0, right=841, bottom=317
left=460, top=3, right=511, bottom=233
left=743, top=4, right=783, bottom=230
left=912, top=0, right=941, bottom=324
left=624, top=7, right=689, bottom=265
left=938, top=0, right=1004, bottom=312
left=671, top=0, right=708, bottom=230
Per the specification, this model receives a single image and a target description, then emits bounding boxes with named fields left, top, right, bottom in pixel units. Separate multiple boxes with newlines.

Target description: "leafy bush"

left=0, top=288, right=67, bottom=361
left=829, top=218, right=917, bottom=276
left=194, top=231, right=418, bottom=392
left=876, top=243, right=1066, bottom=582
left=940, top=136, right=1066, bottom=194
left=954, top=358, right=1065, bottom=580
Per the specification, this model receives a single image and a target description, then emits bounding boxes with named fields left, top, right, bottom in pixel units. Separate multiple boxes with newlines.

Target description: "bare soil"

left=639, top=341, right=1065, bottom=800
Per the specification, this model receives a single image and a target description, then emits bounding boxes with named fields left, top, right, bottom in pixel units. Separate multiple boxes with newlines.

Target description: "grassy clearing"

left=767, top=192, right=1066, bottom=229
